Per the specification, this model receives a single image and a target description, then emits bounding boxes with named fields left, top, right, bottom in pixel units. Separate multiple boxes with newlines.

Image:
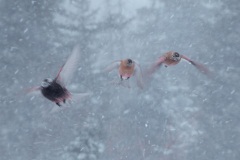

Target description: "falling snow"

left=0, top=0, right=240, bottom=160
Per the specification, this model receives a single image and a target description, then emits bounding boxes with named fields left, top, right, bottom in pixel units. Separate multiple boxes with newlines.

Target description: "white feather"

left=57, top=45, right=81, bottom=86
left=104, top=60, right=121, bottom=73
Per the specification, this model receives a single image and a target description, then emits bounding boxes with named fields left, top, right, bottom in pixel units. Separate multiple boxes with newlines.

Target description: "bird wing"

left=25, top=86, right=41, bottom=93
left=104, top=60, right=121, bottom=73
left=56, top=45, right=81, bottom=86
left=134, top=62, right=144, bottom=89
left=181, top=55, right=211, bottom=76
left=147, top=56, right=166, bottom=75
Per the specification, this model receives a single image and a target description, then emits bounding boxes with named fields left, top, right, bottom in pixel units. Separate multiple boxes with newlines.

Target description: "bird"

left=147, top=51, right=210, bottom=76
left=105, top=58, right=144, bottom=89
left=27, top=45, right=89, bottom=106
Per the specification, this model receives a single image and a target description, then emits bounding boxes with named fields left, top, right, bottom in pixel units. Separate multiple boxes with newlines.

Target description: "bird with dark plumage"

left=105, top=58, right=144, bottom=89
left=28, top=45, right=89, bottom=106
left=147, top=51, right=211, bottom=77
left=40, top=77, right=70, bottom=106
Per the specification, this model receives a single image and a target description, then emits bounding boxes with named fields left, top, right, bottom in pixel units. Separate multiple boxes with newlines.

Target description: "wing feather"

left=147, top=56, right=166, bottom=75
left=134, top=62, right=144, bottom=89
left=56, top=45, right=81, bottom=85
left=181, top=55, right=211, bottom=76
left=104, top=60, right=121, bottom=73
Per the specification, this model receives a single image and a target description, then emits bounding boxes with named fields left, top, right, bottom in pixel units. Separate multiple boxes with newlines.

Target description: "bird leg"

left=56, top=102, right=61, bottom=107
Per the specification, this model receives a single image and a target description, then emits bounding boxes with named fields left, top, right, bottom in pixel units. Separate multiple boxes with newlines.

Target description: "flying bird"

left=27, top=45, right=89, bottom=106
left=105, top=59, right=144, bottom=89
left=147, top=51, right=210, bottom=76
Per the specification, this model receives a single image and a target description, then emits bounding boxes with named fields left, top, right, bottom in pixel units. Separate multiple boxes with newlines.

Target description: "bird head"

left=126, top=59, right=133, bottom=67
left=171, top=52, right=181, bottom=61
left=41, top=78, right=53, bottom=88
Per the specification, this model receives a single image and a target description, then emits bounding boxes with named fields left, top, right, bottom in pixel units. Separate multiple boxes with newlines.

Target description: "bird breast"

left=119, top=64, right=135, bottom=77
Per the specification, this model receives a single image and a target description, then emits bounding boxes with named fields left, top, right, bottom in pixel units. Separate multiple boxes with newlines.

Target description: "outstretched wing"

left=21, top=86, right=41, bottom=98
left=25, top=86, right=41, bottom=93
left=134, top=62, right=144, bottom=89
left=147, top=56, right=166, bottom=75
left=181, top=55, right=211, bottom=76
left=56, top=45, right=81, bottom=85
left=104, top=60, right=121, bottom=73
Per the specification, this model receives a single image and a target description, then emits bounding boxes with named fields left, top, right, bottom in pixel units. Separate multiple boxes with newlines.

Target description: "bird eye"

left=174, top=52, right=180, bottom=57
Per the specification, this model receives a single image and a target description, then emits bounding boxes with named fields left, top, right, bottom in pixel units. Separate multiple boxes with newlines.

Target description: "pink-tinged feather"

left=19, top=86, right=41, bottom=98
left=147, top=56, right=166, bottom=76
left=55, top=65, right=64, bottom=81
left=25, top=86, right=41, bottom=93
left=181, top=55, right=211, bottom=77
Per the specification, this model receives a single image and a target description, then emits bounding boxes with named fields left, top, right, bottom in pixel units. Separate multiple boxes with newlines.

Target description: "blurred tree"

left=0, top=0, right=58, bottom=86
left=93, top=0, right=133, bottom=63
left=55, top=0, right=99, bottom=55
left=186, top=1, right=240, bottom=160
left=0, top=0, right=57, bottom=56
left=0, top=1, right=59, bottom=160
left=61, top=117, right=105, bottom=160
left=54, top=0, right=103, bottom=84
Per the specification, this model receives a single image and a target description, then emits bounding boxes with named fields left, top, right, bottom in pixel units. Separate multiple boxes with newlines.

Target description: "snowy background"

left=1, top=0, right=240, bottom=160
